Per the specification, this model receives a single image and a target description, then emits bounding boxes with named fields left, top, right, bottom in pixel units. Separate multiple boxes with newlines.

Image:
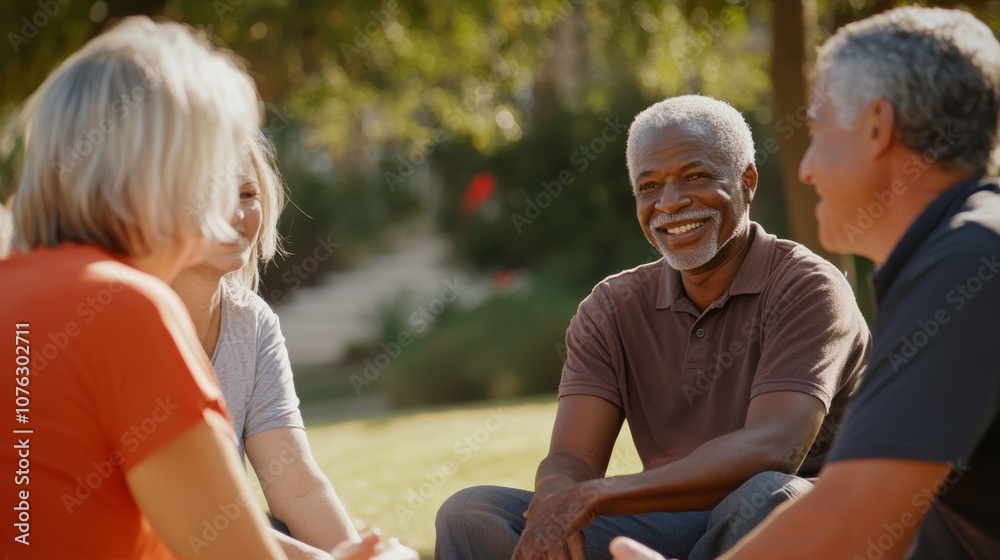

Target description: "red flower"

left=461, top=172, right=497, bottom=213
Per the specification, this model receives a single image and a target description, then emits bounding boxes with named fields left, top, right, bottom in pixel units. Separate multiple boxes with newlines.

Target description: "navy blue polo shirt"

left=828, top=177, right=1000, bottom=559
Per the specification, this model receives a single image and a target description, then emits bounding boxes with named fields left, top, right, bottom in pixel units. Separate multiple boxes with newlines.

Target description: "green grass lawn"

left=248, top=394, right=641, bottom=558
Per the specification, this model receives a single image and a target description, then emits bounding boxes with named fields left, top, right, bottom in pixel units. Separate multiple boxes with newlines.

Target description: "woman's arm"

left=126, top=409, right=286, bottom=560
left=248, top=426, right=360, bottom=555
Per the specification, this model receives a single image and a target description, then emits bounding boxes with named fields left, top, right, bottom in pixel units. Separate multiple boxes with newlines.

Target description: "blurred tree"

left=771, top=0, right=823, bottom=257
left=2, top=0, right=998, bottom=277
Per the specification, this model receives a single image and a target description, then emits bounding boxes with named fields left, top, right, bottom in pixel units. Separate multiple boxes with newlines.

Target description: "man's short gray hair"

left=817, top=7, right=1000, bottom=175
left=626, top=95, right=755, bottom=190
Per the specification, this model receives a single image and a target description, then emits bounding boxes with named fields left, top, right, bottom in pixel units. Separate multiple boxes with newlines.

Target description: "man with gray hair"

left=614, top=7, right=1000, bottom=560
left=715, top=7, right=1000, bottom=560
left=435, top=94, right=870, bottom=560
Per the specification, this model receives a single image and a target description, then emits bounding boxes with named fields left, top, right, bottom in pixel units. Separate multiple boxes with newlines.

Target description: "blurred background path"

left=276, top=230, right=456, bottom=369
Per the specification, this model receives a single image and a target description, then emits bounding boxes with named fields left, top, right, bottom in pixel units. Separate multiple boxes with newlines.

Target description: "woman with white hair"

left=0, top=196, right=11, bottom=258
left=0, top=17, right=412, bottom=560
left=171, top=134, right=362, bottom=559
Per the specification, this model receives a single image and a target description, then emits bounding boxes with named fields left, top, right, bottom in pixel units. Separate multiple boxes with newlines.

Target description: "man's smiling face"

left=634, top=123, right=750, bottom=272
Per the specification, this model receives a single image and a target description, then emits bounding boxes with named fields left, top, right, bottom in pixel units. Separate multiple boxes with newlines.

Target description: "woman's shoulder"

left=7, top=244, right=192, bottom=333
left=221, top=282, right=280, bottom=331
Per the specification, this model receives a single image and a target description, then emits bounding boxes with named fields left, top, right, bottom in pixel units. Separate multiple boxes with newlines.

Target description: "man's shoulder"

left=763, top=234, right=854, bottom=297
left=592, top=259, right=662, bottom=301
left=907, top=183, right=1000, bottom=274
left=943, top=181, right=1000, bottom=243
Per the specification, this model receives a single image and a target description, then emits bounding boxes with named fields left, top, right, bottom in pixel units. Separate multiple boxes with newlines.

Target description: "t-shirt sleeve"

left=751, top=257, right=870, bottom=410
left=558, top=285, right=625, bottom=408
left=243, top=302, right=304, bottom=438
left=830, top=232, right=1000, bottom=464
left=93, top=283, right=229, bottom=473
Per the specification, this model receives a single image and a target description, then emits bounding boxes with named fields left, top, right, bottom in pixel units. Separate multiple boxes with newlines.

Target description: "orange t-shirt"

left=1, top=243, right=230, bottom=559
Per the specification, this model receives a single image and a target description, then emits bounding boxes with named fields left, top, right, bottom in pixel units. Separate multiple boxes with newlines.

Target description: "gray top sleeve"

left=212, top=289, right=305, bottom=463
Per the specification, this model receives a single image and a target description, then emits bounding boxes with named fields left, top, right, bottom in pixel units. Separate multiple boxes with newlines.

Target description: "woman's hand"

left=330, top=530, right=419, bottom=560
left=609, top=537, right=676, bottom=560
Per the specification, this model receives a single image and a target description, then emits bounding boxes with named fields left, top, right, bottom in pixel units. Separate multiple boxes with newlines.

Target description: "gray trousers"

left=435, top=471, right=812, bottom=560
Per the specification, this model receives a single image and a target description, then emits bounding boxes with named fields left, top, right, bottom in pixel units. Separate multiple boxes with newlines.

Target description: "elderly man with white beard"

left=435, top=95, right=871, bottom=560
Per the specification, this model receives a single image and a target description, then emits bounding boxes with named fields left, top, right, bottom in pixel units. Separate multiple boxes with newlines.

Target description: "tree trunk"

left=770, top=0, right=827, bottom=258
left=773, top=0, right=879, bottom=318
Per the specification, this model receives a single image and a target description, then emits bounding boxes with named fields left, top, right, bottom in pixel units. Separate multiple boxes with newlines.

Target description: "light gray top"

left=211, top=286, right=305, bottom=466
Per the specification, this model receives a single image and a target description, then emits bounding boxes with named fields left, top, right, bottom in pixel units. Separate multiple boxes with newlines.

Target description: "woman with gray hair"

left=171, top=134, right=363, bottom=559
left=0, top=196, right=11, bottom=259
left=0, top=16, right=412, bottom=560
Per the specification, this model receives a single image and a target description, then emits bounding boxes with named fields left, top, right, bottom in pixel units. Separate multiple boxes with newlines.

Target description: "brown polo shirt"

left=559, top=222, right=870, bottom=477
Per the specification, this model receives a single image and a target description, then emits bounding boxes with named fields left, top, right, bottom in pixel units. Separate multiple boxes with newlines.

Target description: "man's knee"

left=437, top=485, right=493, bottom=529
left=712, top=471, right=813, bottom=528
left=436, top=486, right=531, bottom=560
left=436, top=485, right=529, bottom=533
left=738, top=471, right=812, bottom=501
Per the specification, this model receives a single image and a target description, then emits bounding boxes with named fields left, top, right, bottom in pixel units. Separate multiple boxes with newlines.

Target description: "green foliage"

left=432, top=100, right=654, bottom=284
left=258, top=120, right=422, bottom=303
left=428, top=85, right=791, bottom=284
left=381, top=279, right=583, bottom=407
left=286, top=0, right=772, bottom=159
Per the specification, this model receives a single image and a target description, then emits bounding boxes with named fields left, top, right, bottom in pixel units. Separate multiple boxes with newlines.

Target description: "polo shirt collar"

left=873, top=176, right=990, bottom=302
left=656, top=221, right=774, bottom=310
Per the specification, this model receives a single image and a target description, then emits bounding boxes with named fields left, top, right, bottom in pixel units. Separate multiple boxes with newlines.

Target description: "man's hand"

left=330, top=530, right=418, bottom=560
left=511, top=479, right=600, bottom=560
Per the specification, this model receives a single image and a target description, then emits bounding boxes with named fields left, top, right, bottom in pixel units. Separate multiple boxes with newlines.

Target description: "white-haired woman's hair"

left=817, top=7, right=1000, bottom=175
left=225, top=132, right=287, bottom=296
left=0, top=198, right=11, bottom=259
left=13, top=16, right=261, bottom=254
left=626, top=95, right=755, bottom=191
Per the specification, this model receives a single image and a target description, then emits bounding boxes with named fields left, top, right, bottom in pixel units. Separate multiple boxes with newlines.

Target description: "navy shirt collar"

left=873, top=176, right=993, bottom=302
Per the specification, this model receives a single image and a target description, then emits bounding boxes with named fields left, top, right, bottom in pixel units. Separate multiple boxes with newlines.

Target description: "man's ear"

left=741, top=163, right=759, bottom=205
left=867, top=97, right=896, bottom=159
